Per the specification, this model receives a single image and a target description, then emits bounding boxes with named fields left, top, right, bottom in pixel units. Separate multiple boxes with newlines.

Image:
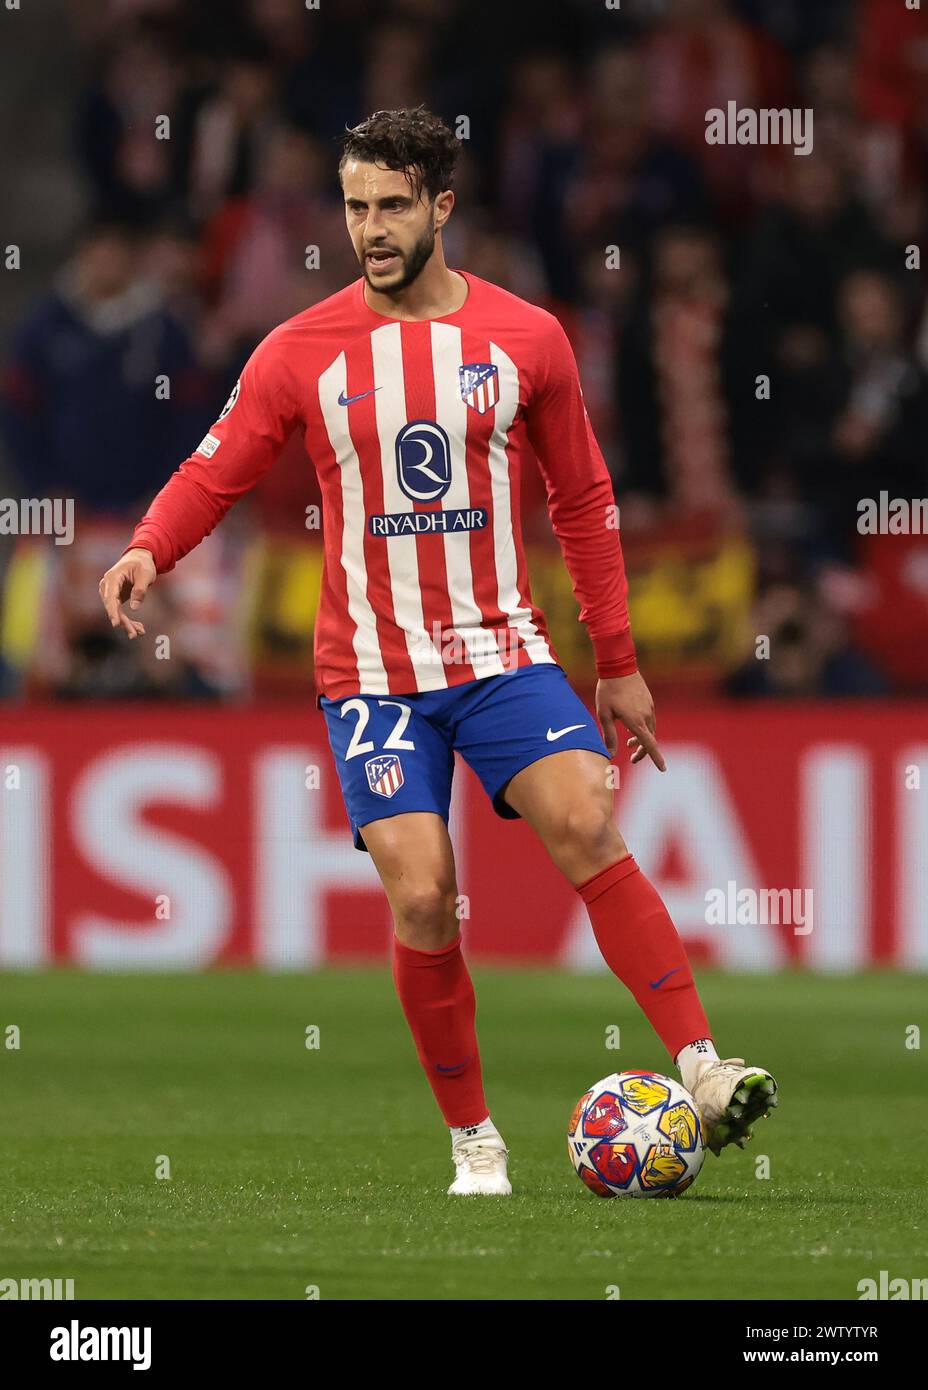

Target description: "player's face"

left=342, top=160, right=443, bottom=292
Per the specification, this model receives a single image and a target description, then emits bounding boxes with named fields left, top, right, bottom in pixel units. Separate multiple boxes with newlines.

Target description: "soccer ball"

left=568, top=1070, right=705, bottom=1197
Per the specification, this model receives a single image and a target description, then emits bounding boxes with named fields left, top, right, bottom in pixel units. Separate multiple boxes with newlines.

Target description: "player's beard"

left=362, top=223, right=436, bottom=294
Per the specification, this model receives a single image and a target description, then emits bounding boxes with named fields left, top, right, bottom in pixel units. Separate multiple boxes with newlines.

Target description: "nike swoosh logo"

left=649, top=967, right=683, bottom=990
left=337, top=387, right=381, bottom=407
left=546, top=724, right=587, bottom=742
left=436, top=1058, right=471, bottom=1073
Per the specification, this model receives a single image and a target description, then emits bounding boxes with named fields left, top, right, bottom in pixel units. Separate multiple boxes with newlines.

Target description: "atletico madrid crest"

left=364, top=754, right=405, bottom=799
left=459, top=362, right=499, bottom=414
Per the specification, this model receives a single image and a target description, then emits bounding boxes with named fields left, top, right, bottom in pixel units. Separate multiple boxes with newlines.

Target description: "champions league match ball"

left=568, top=1070, right=706, bottom=1197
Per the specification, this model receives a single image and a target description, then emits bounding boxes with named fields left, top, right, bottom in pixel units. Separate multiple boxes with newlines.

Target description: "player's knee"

left=558, top=802, right=626, bottom=874
left=393, top=880, right=459, bottom=948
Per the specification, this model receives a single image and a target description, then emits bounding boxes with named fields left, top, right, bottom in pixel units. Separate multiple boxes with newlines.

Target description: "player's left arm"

left=525, top=316, right=665, bottom=772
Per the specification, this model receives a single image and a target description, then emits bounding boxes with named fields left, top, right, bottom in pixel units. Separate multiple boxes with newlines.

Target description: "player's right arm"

left=98, top=330, right=299, bottom=637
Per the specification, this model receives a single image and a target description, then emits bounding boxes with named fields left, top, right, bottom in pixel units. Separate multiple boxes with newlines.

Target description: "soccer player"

left=100, top=108, right=777, bottom=1195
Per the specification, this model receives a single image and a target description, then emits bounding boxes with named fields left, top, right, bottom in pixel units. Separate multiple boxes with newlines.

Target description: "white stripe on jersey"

left=370, top=323, right=447, bottom=691
left=487, top=342, right=554, bottom=668
left=318, top=352, right=390, bottom=693
left=429, top=322, right=506, bottom=677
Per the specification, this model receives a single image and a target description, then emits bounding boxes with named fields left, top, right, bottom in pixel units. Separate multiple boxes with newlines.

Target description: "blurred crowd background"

left=1, top=0, right=927, bottom=703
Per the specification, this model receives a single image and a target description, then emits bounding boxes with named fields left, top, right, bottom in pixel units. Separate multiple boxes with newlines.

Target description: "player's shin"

left=577, top=855, right=713, bottom=1063
left=391, top=934, right=489, bottom=1128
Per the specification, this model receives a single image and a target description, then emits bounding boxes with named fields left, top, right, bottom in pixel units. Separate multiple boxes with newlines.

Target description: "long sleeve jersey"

left=128, top=270, right=637, bottom=698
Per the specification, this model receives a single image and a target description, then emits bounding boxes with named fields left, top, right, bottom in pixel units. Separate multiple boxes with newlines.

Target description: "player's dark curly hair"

left=338, top=106, right=459, bottom=202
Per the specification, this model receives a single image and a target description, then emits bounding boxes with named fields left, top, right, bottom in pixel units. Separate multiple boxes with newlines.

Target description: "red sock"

left=391, top=934, right=489, bottom=1128
left=578, top=855, right=711, bottom=1062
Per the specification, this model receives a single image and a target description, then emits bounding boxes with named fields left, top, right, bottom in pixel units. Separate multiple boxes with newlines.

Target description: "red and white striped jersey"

left=128, top=271, right=637, bottom=698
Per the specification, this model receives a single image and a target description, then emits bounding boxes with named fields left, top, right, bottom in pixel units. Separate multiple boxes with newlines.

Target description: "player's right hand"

left=98, top=547, right=156, bottom=640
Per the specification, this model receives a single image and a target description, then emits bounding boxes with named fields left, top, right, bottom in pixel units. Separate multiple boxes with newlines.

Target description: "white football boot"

left=690, top=1058, right=778, bottom=1156
left=448, top=1122, right=512, bottom=1196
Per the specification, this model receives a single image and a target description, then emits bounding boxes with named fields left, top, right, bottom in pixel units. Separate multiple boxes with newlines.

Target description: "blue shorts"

left=321, top=663, right=610, bottom=851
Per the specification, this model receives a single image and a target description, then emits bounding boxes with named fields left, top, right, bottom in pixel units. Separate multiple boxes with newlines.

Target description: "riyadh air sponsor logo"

left=337, top=386, right=380, bottom=406
left=369, top=507, right=488, bottom=536
left=369, top=418, right=489, bottom=534
left=396, top=420, right=452, bottom=502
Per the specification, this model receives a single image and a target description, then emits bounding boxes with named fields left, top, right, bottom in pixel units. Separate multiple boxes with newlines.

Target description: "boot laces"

left=454, top=1141, right=505, bottom=1175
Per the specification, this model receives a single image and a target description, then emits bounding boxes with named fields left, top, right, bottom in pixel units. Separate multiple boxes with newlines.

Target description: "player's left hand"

left=596, top=672, right=666, bottom=772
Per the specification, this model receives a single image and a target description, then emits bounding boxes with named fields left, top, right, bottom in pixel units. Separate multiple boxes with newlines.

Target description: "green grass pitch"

left=1, top=969, right=925, bottom=1300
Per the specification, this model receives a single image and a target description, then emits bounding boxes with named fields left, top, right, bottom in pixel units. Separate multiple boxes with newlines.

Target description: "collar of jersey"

left=358, top=269, right=473, bottom=325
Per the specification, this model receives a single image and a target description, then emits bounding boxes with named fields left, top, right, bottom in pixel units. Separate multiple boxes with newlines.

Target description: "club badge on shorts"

left=364, top=754, right=405, bottom=799
left=459, top=362, right=499, bottom=414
